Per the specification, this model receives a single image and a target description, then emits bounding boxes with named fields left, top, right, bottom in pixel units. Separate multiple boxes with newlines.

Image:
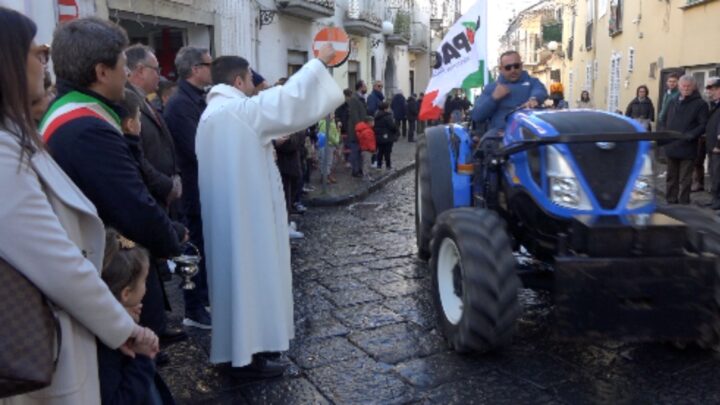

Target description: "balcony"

left=386, top=10, right=411, bottom=46
left=408, top=21, right=429, bottom=53
left=344, top=0, right=382, bottom=36
left=276, top=0, right=335, bottom=20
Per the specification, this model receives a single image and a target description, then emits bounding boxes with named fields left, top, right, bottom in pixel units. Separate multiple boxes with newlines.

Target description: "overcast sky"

left=462, top=0, right=539, bottom=68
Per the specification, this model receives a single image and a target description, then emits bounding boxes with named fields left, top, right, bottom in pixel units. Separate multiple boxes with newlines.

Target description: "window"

left=609, top=0, right=623, bottom=36
left=287, top=50, right=307, bottom=77
left=608, top=52, right=622, bottom=112
left=585, top=0, right=594, bottom=49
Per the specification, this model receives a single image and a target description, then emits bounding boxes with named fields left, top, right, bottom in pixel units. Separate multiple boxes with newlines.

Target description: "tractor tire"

left=429, top=208, right=521, bottom=353
left=657, top=205, right=720, bottom=350
left=416, top=136, right=434, bottom=260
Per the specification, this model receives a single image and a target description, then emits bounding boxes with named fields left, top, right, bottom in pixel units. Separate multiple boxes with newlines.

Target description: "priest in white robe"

left=195, top=45, right=343, bottom=374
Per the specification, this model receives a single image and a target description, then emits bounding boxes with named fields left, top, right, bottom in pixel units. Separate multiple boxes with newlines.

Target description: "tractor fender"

left=426, top=126, right=454, bottom=216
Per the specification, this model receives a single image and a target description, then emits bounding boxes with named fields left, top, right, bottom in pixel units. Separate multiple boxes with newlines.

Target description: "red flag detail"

left=419, top=90, right=443, bottom=121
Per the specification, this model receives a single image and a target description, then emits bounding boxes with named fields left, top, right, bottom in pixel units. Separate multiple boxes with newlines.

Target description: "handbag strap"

left=46, top=300, right=62, bottom=369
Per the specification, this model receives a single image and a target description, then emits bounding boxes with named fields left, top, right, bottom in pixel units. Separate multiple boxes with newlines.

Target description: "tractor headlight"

left=628, top=155, right=655, bottom=209
left=546, top=147, right=592, bottom=209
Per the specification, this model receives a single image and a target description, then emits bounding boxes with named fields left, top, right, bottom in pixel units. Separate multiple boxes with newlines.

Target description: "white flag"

left=419, top=0, right=487, bottom=120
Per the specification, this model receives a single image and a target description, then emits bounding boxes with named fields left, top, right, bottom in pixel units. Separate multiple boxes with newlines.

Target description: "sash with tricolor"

left=39, top=91, right=123, bottom=143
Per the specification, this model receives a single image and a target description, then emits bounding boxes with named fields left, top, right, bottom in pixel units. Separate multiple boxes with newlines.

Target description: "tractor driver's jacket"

left=471, top=71, right=548, bottom=130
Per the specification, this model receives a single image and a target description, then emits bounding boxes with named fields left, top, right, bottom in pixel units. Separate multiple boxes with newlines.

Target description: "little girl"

left=98, top=229, right=175, bottom=405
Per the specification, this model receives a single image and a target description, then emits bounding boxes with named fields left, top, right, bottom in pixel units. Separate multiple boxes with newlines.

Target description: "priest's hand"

left=318, top=43, right=336, bottom=66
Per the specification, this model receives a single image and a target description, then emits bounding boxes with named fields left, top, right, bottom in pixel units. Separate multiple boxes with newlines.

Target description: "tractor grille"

left=567, top=143, right=638, bottom=209
left=536, top=111, right=640, bottom=210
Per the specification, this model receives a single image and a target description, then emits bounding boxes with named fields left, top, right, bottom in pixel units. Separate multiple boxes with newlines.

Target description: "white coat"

left=0, top=127, right=136, bottom=405
left=196, top=59, right=343, bottom=366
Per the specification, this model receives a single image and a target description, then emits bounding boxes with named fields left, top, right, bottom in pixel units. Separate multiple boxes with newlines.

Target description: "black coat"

left=662, top=92, right=709, bottom=160
left=374, top=111, right=398, bottom=144
left=706, top=101, right=720, bottom=151
left=275, top=131, right=305, bottom=177
left=127, top=85, right=179, bottom=205
left=391, top=94, right=407, bottom=120
left=335, top=101, right=349, bottom=134
left=407, top=97, right=419, bottom=120
left=124, top=134, right=171, bottom=205
left=98, top=342, right=175, bottom=405
left=47, top=82, right=184, bottom=258
left=625, top=97, right=655, bottom=121
left=164, top=79, right=206, bottom=217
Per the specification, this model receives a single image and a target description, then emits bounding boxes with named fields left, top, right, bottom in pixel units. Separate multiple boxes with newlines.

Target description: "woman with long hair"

left=577, top=90, right=594, bottom=109
left=0, top=7, right=147, bottom=404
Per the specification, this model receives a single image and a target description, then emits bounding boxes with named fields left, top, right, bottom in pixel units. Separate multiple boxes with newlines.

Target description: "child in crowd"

left=318, top=113, right=341, bottom=184
left=355, top=116, right=377, bottom=182
left=373, top=102, right=398, bottom=170
left=98, top=229, right=175, bottom=405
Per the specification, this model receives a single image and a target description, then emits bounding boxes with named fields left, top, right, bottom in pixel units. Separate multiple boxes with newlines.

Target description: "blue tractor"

left=415, top=109, right=720, bottom=353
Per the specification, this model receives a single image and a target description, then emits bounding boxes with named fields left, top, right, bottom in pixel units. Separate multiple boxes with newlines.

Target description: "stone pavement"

left=303, top=136, right=418, bottom=206
left=159, top=169, right=720, bottom=404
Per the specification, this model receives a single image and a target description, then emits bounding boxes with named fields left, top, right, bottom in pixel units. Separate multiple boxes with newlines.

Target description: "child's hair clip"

left=117, top=234, right=136, bottom=250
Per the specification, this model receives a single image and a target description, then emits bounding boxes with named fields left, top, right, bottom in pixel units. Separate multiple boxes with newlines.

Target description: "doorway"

left=384, top=53, right=396, bottom=97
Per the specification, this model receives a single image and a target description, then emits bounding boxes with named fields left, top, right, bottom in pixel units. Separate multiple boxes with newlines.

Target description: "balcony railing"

left=344, top=0, right=382, bottom=35
left=386, top=9, right=411, bottom=46
left=276, top=0, right=335, bottom=20
left=408, top=21, right=428, bottom=53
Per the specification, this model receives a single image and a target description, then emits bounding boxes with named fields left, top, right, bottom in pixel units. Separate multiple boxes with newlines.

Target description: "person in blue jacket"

left=471, top=50, right=548, bottom=132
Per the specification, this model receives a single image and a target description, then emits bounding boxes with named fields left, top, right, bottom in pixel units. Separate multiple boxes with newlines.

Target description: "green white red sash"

left=39, top=91, right=122, bottom=143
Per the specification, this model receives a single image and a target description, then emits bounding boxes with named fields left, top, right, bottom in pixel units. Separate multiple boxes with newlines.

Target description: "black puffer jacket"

left=374, top=110, right=398, bottom=144
left=662, top=91, right=709, bottom=160
left=706, top=101, right=720, bottom=151
left=625, top=97, right=655, bottom=121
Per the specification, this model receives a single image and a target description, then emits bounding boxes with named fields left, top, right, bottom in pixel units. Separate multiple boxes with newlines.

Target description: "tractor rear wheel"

left=430, top=208, right=521, bottom=353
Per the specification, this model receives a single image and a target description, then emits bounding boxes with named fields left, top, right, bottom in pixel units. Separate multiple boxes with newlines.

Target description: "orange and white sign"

left=57, top=0, right=79, bottom=22
left=312, top=27, right=350, bottom=68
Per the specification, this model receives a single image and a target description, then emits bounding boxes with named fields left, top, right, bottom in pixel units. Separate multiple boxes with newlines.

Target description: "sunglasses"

left=503, top=63, right=522, bottom=71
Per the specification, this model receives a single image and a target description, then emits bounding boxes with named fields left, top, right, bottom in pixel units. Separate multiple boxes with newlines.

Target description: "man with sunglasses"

left=471, top=50, right=548, bottom=132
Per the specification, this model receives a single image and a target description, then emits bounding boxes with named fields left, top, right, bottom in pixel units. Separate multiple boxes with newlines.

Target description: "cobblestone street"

left=161, top=172, right=720, bottom=404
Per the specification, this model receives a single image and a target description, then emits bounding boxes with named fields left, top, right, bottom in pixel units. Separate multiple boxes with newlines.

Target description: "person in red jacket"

left=355, top=116, right=376, bottom=181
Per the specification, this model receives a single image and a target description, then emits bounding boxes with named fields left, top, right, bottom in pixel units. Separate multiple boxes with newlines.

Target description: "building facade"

left=4, top=0, right=434, bottom=96
left=561, top=0, right=720, bottom=112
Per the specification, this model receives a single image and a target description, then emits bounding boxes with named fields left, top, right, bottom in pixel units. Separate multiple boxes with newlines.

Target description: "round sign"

left=58, top=0, right=79, bottom=22
left=312, top=27, right=351, bottom=68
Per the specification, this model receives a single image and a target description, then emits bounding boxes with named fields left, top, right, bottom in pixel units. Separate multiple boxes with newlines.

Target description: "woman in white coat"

left=0, top=8, right=145, bottom=404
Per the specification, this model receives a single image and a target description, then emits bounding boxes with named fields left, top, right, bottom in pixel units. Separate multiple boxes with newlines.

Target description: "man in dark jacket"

left=705, top=77, right=720, bottom=209
left=391, top=90, right=407, bottom=139
left=126, top=45, right=181, bottom=210
left=406, top=93, right=419, bottom=142
left=348, top=80, right=368, bottom=176
left=164, top=46, right=214, bottom=330
left=46, top=18, right=187, bottom=341
left=366, top=81, right=384, bottom=116
left=661, top=75, right=709, bottom=204
left=659, top=73, right=681, bottom=129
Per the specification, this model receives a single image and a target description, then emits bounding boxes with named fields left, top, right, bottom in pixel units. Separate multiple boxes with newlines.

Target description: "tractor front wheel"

left=430, top=208, right=521, bottom=353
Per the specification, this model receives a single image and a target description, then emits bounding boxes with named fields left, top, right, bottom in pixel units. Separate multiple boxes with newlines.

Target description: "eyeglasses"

left=33, top=44, right=50, bottom=65
left=194, top=62, right=212, bottom=68
left=502, top=63, right=522, bottom=71
left=142, top=64, right=161, bottom=74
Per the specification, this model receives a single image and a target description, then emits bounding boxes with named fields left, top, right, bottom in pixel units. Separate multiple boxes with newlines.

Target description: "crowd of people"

left=0, top=7, right=357, bottom=404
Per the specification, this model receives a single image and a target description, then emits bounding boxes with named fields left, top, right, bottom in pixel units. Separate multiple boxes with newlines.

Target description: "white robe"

left=196, top=59, right=344, bottom=366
